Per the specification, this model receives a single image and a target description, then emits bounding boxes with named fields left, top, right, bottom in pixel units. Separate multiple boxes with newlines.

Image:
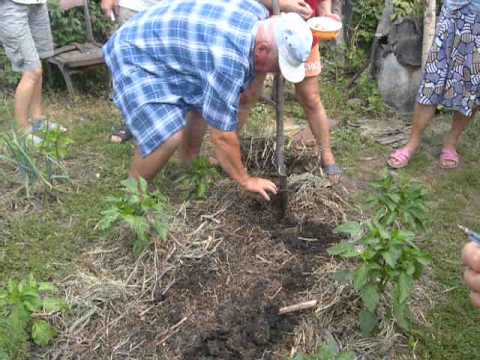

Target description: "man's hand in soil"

left=101, top=0, right=118, bottom=19
left=241, top=176, right=278, bottom=201
left=463, top=242, right=480, bottom=308
left=210, top=128, right=277, bottom=201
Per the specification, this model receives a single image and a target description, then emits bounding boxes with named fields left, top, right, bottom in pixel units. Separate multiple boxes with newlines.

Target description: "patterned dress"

left=418, top=2, right=480, bottom=117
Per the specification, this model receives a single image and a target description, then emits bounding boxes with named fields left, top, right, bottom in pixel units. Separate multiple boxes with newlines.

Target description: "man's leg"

left=387, top=103, right=436, bottom=168
left=129, top=130, right=184, bottom=180
left=295, top=76, right=336, bottom=167
left=177, top=111, right=208, bottom=163
left=30, top=68, right=45, bottom=121
left=15, top=68, right=43, bottom=130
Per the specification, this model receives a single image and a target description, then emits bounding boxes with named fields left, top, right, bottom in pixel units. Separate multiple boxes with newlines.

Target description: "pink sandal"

left=387, top=148, right=414, bottom=169
left=439, top=149, right=460, bottom=169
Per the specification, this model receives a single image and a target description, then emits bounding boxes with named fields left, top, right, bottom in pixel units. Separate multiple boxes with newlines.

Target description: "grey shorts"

left=0, top=0, right=54, bottom=72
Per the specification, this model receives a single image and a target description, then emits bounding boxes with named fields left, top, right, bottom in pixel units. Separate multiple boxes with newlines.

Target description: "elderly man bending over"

left=103, top=0, right=312, bottom=201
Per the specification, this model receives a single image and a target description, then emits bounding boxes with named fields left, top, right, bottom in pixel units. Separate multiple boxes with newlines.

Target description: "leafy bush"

left=392, top=0, right=423, bottom=21
left=0, top=276, right=66, bottom=359
left=48, top=0, right=113, bottom=47
left=0, top=51, right=21, bottom=90
left=98, top=177, right=171, bottom=256
left=349, top=0, right=384, bottom=50
left=328, top=173, right=431, bottom=335
left=176, top=156, right=220, bottom=200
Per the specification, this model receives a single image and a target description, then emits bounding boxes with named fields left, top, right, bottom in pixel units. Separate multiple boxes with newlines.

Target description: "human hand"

left=317, top=10, right=341, bottom=22
left=462, top=242, right=480, bottom=308
left=101, top=0, right=119, bottom=19
left=241, top=176, right=278, bottom=201
left=280, top=0, right=313, bottom=19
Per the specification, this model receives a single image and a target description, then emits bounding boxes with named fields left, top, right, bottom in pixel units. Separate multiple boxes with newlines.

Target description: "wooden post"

left=422, top=0, right=436, bottom=70
left=84, top=0, right=95, bottom=43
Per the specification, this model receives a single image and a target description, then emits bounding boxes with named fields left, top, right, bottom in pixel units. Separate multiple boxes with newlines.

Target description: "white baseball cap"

left=274, top=13, right=313, bottom=83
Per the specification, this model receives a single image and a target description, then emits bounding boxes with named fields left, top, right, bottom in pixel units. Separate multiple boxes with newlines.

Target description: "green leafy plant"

left=0, top=131, right=70, bottom=196
left=37, top=128, right=74, bottom=160
left=0, top=275, right=66, bottom=359
left=328, top=173, right=430, bottom=335
left=392, top=0, right=423, bottom=21
left=176, top=156, right=219, bottom=200
left=368, top=172, right=427, bottom=231
left=293, top=338, right=355, bottom=360
left=329, top=221, right=430, bottom=335
left=98, top=177, right=171, bottom=255
left=0, top=50, right=21, bottom=89
left=48, top=0, right=113, bottom=47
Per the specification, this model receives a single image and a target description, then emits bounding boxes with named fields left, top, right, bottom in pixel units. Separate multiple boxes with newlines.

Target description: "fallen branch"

left=278, top=300, right=318, bottom=315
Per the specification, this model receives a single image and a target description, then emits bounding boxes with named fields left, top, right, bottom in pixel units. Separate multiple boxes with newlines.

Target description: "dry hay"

left=41, top=137, right=437, bottom=360
left=44, top=196, right=230, bottom=359
left=287, top=172, right=348, bottom=226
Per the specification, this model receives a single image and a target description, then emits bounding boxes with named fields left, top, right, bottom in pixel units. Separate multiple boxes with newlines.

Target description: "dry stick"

left=278, top=300, right=318, bottom=315
left=156, top=316, right=189, bottom=346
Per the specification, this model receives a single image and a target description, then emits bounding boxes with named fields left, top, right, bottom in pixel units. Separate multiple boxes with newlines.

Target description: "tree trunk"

left=422, top=0, right=436, bottom=69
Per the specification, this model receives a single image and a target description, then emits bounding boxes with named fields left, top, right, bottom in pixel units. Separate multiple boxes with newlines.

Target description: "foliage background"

left=0, top=0, right=113, bottom=90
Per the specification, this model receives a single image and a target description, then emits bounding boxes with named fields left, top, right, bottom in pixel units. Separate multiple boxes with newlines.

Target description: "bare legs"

left=14, top=67, right=44, bottom=130
left=294, top=76, right=335, bottom=168
left=131, top=111, right=212, bottom=180
left=402, top=103, right=436, bottom=154
left=388, top=103, right=474, bottom=168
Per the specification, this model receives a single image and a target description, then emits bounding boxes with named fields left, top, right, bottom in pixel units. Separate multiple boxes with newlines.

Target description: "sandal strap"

left=440, top=149, right=459, bottom=161
left=389, top=148, right=411, bottom=162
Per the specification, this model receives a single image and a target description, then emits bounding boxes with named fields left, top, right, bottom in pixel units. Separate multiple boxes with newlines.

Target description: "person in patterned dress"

left=388, top=0, right=480, bottom=169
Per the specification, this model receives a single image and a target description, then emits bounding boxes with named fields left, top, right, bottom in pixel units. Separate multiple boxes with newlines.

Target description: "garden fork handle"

left=272, top=0, right=288, bottom=217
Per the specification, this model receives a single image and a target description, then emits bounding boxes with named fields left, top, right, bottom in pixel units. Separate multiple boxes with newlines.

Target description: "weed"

left=98, top=177, right=171, bottom=256
left=293, top=338, right=355, bottom=360
left=392, top=0, right=423, bottom=21
left=37, top=128, right=74, bottom=160
left=328, top=173, right=431, bottom=335
left=176, top=156, right=220, bottom=200
left=0, top=130, right=69, bottom=196
left=0, top=275, right=65, bottom=359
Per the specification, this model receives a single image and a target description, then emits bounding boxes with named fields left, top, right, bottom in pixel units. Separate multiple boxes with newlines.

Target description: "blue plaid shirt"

left=103, top=0, right=268, bottom=138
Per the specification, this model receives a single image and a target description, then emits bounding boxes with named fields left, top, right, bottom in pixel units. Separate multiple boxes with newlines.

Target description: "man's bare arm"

left=210, top=128, right=277, bottom=201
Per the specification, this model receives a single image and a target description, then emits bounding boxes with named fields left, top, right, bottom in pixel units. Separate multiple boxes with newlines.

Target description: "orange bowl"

left=307, top=17, right=342, bottom=44
left=312, top=30, right=339, bottom=42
